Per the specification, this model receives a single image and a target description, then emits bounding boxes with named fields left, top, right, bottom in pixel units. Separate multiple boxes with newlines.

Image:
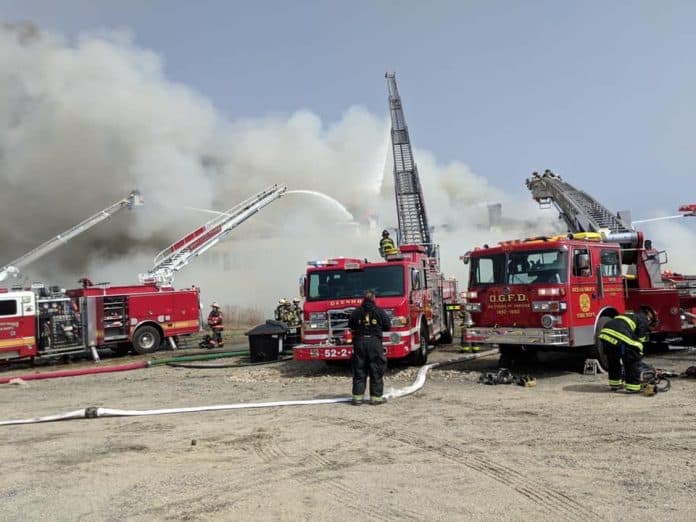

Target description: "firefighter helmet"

left=279, top=298, right=287, bottom=305
left=292, top=297, right=300, bottom=303
left=211, top=302, right=219, bottom=309
left=382, top=229, right=390, bottom=237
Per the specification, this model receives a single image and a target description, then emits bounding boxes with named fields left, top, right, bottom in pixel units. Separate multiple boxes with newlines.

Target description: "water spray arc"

left=285, top=190, right=357, bottom=223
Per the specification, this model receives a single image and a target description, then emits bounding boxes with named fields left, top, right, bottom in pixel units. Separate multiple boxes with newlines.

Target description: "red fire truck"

left=293, top=73, right=460, bottom=365
left=293, top=245, right=459, bottom=365
left=462, top=170, right=696, bottom=368
left=0, top=184, right=287, bottom=362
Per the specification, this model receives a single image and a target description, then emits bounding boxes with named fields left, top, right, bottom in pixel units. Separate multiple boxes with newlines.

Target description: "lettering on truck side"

left=489, top=294, right=528, bottom=303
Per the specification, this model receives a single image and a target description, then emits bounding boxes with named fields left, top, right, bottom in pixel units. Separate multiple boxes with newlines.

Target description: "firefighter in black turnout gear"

left=598, top=306, right=657, bottom=393
left=348, top=290, right=391, bottom=405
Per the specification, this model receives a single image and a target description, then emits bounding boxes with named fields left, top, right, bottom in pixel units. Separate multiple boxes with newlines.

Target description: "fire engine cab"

left=293, top=245, right=459, bottom=365
left=462, top=170, right=696, bottom=369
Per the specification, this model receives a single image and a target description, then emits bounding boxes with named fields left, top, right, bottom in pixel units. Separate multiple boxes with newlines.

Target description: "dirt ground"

left=1, top=339, right=696, bottom=521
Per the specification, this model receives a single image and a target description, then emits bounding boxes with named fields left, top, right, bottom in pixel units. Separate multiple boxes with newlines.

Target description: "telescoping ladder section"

left=140, top=184, right=287, bottom=285
left=525, top=170, right=632, bottom=235
left=0, top=190, right=143, bottom=282
left=386, top=72, right=433, bottom=255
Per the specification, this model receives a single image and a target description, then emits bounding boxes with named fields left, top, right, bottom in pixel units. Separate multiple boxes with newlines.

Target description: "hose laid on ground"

left=0, top=350, right=497, bottom=426
left=0, top=350, right=250, bottom=385
left=0, top=361, right=149, bottom=384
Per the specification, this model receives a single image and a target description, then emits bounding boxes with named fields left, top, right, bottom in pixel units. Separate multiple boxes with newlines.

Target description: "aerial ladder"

left=140, top=184, right=287, bottom=286
left=0, top=190, right=143, bottom=283
left=525, top=169, right=642, bottom=262
left=386, top=72, right=435, bottom=258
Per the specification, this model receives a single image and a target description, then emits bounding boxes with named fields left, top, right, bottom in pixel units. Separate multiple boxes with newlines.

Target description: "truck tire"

left=410, top=325, right=429, bottom=366
left=587, top=316, right=610, bottom=371
left=439, top=311, right=454, bottom=345
left=132, top=325, right=162, bottom=355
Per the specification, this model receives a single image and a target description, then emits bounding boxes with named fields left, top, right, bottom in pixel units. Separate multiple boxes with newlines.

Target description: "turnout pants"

left=603, top=340, right=643, bottom=392
left=352, top=336, right=387, bottom=398
left=212, top=328, right=223, bottom=346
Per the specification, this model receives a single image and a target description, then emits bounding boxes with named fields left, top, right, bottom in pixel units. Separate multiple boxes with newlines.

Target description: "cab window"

left=573, top=249, right=592, bottom=277
left=600, top=250, right=621, bottom=277
left=0, top=299, right=18, bottom=316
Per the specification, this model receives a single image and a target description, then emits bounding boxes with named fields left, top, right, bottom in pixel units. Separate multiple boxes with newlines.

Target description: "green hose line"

left=148, top=350, right=250, bottom=366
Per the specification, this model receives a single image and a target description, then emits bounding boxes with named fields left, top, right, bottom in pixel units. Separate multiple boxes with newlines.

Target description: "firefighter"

left=598, top=306, right=658, bottom=393
left=207, top=302, right=224, bottom=348
left=275, top=298, right=291, bottom=323
left=290, top=298, right=302, bottom=328
left=379, top=230, right=398, bottom=258
left=458, top=308, right=480, bottom=353
left=348, top=290, right=391, bottom=405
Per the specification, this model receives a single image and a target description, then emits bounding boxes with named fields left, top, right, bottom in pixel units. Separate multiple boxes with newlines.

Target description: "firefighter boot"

left=351, top=395, right=364, bottom=406
left=470, top=344, right=480, bottom=353
left=459, top=343, right=472, bottom=353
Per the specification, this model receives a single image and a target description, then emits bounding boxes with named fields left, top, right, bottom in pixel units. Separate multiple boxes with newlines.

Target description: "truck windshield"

left=470, top=249, right=568, bottom=285
left=307, top=266, right=404, bottom=300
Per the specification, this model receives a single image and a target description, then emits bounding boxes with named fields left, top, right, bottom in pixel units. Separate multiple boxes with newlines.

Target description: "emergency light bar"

left=306, top=260, right=339, bottom=267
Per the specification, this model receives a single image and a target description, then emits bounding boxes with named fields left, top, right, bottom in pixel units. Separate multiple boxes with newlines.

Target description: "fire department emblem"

left=579, top=293, right=591, bottom=313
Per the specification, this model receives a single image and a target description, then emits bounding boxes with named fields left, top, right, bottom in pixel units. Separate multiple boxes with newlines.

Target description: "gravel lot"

left=1, top=342, right=696, bottom=521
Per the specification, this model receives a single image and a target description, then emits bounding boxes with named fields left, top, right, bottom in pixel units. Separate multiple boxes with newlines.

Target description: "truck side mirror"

left=298, top=276, right=306, bottom=298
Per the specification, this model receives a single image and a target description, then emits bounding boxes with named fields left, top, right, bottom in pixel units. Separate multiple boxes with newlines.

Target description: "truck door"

left=567, top=247, right=599, bottom=346
left=0, top=292, right=38, bottom=359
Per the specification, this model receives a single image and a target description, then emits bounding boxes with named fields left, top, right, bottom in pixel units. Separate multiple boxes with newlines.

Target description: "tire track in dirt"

left=315, top=415, right=602, bottom=522
left=252, top=434, right=423, bottom=521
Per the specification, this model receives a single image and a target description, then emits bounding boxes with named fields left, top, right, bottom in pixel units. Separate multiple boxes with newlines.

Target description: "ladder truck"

left=0, top=190, right=143, bottom=283
left=461, top=169, right=696, bottom=369
left=293, top=73, right=460, bottom=366
left=0, top=185, right=287, bottom=362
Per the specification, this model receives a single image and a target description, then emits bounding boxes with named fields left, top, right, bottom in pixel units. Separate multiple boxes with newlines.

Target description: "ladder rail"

left=141, top=184, right=287, bottom=285
left=386, top=72, right=433, bottom=255
left=0, top=190, right=143, bottom=282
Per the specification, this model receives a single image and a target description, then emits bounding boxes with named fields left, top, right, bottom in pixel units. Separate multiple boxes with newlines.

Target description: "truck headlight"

left=307, top=312, right=327, bottom=329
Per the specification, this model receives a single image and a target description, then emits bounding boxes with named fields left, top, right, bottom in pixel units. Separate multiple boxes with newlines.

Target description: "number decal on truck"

left=322, top=348, right=349, bottom=358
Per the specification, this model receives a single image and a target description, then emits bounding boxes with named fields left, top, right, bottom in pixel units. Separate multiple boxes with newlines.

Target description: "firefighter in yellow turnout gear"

left=458, top=309, right=479, bottom=353
left=598, top=306, right=657, bottom=393
left=379, top=230, right=398, bottom=259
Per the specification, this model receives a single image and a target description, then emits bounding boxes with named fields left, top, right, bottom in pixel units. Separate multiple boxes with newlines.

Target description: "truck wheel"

left=410, top=325, right=429, bottom=366
left=439, top=311, right=454, bottom=344
left=132, top=325, right=162, bottom=355
left=587, top=316, right=610, bottom=371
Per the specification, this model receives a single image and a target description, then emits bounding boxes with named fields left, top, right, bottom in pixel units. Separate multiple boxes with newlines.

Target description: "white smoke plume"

left=6, top=23, right=691, bottom=318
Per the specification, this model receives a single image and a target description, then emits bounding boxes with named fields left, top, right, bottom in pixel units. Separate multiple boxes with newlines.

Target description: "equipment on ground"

left=462, top=169, right=696, bottom=370
left=293, top=73, right=460, bottom=366
left=0, top=190, right=143, bottom=283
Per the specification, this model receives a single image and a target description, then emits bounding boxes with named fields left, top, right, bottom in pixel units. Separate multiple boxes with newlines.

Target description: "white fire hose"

left=0, top=351, right=496, bottom=427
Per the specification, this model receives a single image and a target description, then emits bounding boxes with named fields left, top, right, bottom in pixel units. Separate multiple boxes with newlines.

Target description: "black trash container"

left=246, top=321, right=288, bottom=362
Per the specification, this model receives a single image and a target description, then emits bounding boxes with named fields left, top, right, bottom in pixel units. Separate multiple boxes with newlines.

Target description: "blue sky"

left=2, top=0, right=694, bottom=222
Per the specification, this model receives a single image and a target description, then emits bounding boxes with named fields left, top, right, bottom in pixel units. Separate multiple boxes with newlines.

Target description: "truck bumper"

left=293, top=341, right=413, bottom=361
left=465, top=326, right=570, bottom=346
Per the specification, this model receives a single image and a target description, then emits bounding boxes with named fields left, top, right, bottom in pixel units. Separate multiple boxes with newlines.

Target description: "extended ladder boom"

left=386, top=72, right=433, bottom=256
left=0, top=190, right=143, bottom=282
left=140, top=184, right=287, bottom=285
left=526, top=169, right=639, bottom=247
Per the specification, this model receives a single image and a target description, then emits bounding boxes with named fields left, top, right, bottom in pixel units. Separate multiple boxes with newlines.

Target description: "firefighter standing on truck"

left=598, top=306, right=657, bottom=393
left=207, top=302, right=224, bottom=348
left=348, top=290, right=391, bottom=405
left=379, top=229, right=398, bottom=258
